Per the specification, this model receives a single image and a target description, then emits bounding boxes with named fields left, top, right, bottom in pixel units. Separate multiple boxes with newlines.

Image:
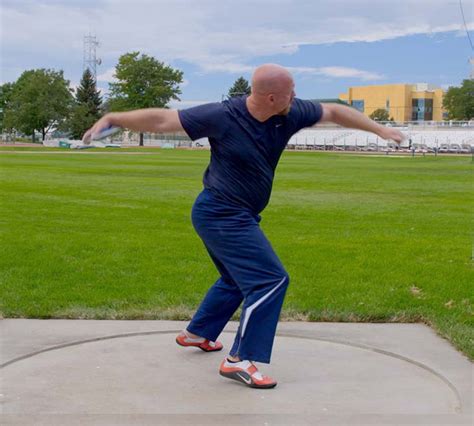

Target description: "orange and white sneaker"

left=175, top=330, right=223, bottom=352
left=219, top=358, right=277, bottom=389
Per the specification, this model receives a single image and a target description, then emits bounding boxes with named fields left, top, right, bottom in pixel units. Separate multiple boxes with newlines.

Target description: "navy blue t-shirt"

left=178, top=96, right=322, bottom=213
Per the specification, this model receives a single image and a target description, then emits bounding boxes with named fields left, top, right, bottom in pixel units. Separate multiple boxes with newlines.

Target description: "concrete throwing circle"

left=1, top=331, right=460, bottom=415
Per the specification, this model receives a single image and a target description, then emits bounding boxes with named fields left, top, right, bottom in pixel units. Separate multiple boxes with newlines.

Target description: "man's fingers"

left=82, top=129, right=93, bottom=145
left=82, top=117, right=111, bottom=144
left=391, top=130, right=405, bottom=144
left=82, top=125, right=98, bottom=144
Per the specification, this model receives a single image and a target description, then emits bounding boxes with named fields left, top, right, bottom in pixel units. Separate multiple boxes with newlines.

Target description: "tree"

left=76, top=68, right=102, bottom=115
left=0, top=82, right=15, bottom=133
left=108, top=52, right=183, bottom=145
left=443, top=79, right=474, bottom=120
left=68, top=68, right=103, bottom=139
left=369, top=108, right=392, bottom=122
left=228, top=76, right=251, bottom=98
left=4, top=69, right=73, bottom=142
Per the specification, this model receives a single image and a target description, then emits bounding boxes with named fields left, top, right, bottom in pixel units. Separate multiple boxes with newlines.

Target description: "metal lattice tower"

left=83, top=34, right=102, bottom=80
left=459, top=1, right=474, bottom=79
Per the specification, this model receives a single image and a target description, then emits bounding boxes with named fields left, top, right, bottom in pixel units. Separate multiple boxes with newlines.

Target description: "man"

left=83, top=64, right=404, bottom=389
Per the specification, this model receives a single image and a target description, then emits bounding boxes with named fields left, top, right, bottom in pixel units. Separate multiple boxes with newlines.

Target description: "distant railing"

left=404, top=121, right=472, bottom=130
left=318, top=121, right=474, bottom=129
left=284, top=141, right=473, bottom=155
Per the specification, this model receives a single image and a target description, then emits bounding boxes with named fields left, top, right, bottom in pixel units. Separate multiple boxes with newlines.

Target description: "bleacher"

left=56, top=125, right=471, bottom=154
left=286, top=128, right=474, bottom=153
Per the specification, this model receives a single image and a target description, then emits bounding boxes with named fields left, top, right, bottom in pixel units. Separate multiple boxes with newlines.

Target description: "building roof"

left=309, top=98, right=349, bottom=105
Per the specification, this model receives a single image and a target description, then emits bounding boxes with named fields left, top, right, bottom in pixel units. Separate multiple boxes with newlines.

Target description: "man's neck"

left=246, top=96, right=272, bottom=122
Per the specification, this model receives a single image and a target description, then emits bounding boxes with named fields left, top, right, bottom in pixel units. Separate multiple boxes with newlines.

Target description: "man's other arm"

left=82, top=109, right=184, bottom=143
left=319, top=103, right=405, bottom=143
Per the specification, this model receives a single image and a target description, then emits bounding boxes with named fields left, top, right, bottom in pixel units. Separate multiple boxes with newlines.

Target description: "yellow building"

left=339, top=83, right=445, bottom=122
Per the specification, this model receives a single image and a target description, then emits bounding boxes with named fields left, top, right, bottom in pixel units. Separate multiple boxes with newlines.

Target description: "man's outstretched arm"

left=319, top=103, right=405, bottom=143
left=82, top=109, right=184, bottom=143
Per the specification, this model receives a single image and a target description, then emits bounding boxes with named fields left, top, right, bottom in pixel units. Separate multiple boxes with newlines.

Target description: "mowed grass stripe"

left=0, top=150, right=472, bottom=359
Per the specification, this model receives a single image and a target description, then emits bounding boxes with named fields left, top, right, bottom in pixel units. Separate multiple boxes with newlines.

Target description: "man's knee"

left=270, top=271, right=289, bottom=293
left=280, top=272, right=290, bottom=288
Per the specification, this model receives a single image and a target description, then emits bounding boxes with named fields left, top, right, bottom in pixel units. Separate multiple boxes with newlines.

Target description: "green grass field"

left=0, top=148, right=472, bottom=359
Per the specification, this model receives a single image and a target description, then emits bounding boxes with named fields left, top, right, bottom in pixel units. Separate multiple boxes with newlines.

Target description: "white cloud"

left=288, top=66, right=384, bottom=81
left=96, top=68, right=117, bottom=83
left=198, top=62, right=254, bottom=74
left=1, top=0, right=472, bottom=84
left=193, top=63, right=384, bottom=81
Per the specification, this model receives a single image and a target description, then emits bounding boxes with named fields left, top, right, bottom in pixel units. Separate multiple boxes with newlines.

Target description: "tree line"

left=0, top=51, right=253, bottom=145
left=0, top=52, right=186, bottom=144
left=0, top=54, right=471, bottom=144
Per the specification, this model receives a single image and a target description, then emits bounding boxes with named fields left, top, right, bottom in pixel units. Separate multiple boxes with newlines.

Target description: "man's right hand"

left=82, top=114, right=116, bottom=145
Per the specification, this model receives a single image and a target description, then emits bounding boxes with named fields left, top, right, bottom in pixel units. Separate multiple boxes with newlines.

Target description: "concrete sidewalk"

left=1, top=320, right=472, bottom=425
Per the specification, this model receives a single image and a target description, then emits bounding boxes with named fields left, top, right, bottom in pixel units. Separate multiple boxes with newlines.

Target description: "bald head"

left=246, top=64, right=295, bottom=120
left=251, top=64, right=294, bottom=96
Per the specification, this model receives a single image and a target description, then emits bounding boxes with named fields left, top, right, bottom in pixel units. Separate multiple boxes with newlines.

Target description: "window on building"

left=411, top=98, right=433, bottom=121
left=386, top=99, right=390, bottom=111
left=424, top=99, right=433, bottom=120
left=351, top=100, right=364, bottom=112
left=412, top=99, right=420, bottom=121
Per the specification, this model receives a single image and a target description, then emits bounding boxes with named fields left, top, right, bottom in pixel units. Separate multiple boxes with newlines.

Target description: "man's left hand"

left=378, top=127, right=405, bottom=144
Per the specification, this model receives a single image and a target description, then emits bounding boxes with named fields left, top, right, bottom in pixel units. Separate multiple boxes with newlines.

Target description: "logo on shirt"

left=275, top=124, right=283, bottom=128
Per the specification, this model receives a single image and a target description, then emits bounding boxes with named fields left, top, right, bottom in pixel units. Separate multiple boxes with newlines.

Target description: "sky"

left=1, top=0, right=473, bottom=108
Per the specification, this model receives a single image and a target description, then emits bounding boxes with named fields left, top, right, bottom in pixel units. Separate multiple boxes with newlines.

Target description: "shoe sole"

left=219, top=370, right=277, bottom=389
left=175, top=337, right=222, bottom=352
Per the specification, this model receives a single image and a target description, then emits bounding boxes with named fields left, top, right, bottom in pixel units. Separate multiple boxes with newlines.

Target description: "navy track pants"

left=187, top=189, right=289, bottom=363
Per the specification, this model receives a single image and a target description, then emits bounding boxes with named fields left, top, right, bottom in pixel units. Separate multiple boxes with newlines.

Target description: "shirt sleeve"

left=178, top=102, right=226, bottom=141
left=292, top=98, right=323, bottom=131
